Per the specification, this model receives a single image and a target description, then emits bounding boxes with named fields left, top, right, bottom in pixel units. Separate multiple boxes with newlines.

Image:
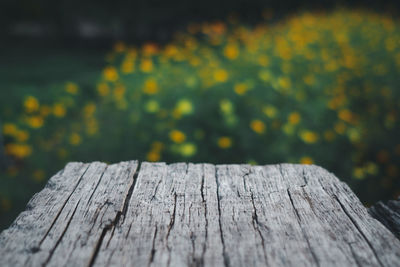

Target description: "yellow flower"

left=143, top=43, right=159, bottom=56
left=97, top=83, right=110, bottom=96
left=176, top=99, right=193, bottom=115
left=283, top=123, right=295, bottom=136
left=214, top=69, right=228, bottom=82
left=69, top=133, right=81, bottom=145
left=210, top=22, right=226, bottom=35
left=165, top=45, right=179, bottom=57
left=53, top=103, right=66, bottom=117
left=247, top=159, right=258, bottom=165
left=65, top=82, right=79, bottom=94
left=220, top=99, right=233, bottom=114
left=365, top=162, right=378, bottom=175
left=16, top=130, right=29, bottom=142
left=278, top=76, right=291, bottom=90
left=5, top=143, right=32, bottom=158
left=121, top=60, right=134, bottom=73
left=353, top=167, right=365, bottom=180
left=83, top=103, right=96, bottom=118
left=114, top=41, right=126, bottom=52
left=33, top=169, right=45, bottom=182
left=151, top=141, right=164, bottom=151
left=250, top=120, right=266, bottom=134
left=258, top=70, right=272, bottom=81
left=3, top=123, right=17, bottom=135
left=180, top=143, right=196, bottom=157
left=234, top=83, right=249, bottom=95
left=300, top=157, right=314, bottom=165
left=262, top=105, right=277, bottom=118
left=145, top=100, right=160, bottom=113
left=113, top=85, right=126, bottom=100
left=258, top=55, right=269, bottom=67
left=218, top=137, right=232, bottom=149
left=224, top=44, right=239, bottom=60
left=347, top=128, right=361, bottom=143
left=24, top=96, right=39, bottom=113
left=143, top=79, right=159, bottom=94
left=189, top=58, right=201, bottom=66
left=338, top=109, right=353, bottom=123
left=147, top=151, right=160, bottom=162
left=303, top=75, right=315, bottom=86
left=26, top=116, right=44, bottom=128
left=103, top=66, right=119, bottom=81
left=86, top=118, right=98, bottom=135
left=324, top=130, right=336, bottom=141
left=334, top=122, right=346, bottom=134
left=288, top=112, right=301, bottom=125
left=169, top=130, right=186, bottom=143
left=300, top=130, right=318, bottom=144
left=40, top=105, right=51, bottom=117
left=140, top=59, right=153, bottom=72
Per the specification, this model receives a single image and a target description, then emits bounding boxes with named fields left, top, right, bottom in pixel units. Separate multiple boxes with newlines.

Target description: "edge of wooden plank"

left=1, top=161, right=400, bottom=267
left=369, top=197, right=400, bottom=240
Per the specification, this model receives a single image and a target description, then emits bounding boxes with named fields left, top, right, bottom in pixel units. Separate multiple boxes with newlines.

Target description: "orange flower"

left=250, top=120, right=266, bottom=134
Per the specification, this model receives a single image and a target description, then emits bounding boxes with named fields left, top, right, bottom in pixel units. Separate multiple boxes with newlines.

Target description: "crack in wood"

left=39, top=165, right=90, bottom=246
left=43, top=198, right=82, bottom=266
left=301, top=168, right=308, bottom=187
left=150, top=179, right=162, bottom=202
left=334, top=195, right=384, bottom=267
left=166, top=192, right=177, bottom=267
left=200, top=164, right=208, bottom=264
left=241, top=166, right=250, bottom=192
left=88, top=162, right=141, bottom=267
left=215, top=166, right=230, bottom=267
left=189, top=231, right=196, bottom=266
left=287, top=189, right=320, bottom=267
left=148, top=225, right=158, bottom=266
left=85, top=165, right=108, bottom=210
left=87, top=200, right=110, bottom=236
left=115, top=162, right=142, bottom=227
left=249, top=191, right=268, bottom=265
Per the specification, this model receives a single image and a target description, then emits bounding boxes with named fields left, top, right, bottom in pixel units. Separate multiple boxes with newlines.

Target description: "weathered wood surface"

left=1, top=161, right=400, bottom=267
left=370, top=197, right=400, bottom=240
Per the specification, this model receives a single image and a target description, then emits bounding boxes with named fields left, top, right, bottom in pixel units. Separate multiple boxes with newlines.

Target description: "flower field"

left=1, top=9, right=400, bottom=228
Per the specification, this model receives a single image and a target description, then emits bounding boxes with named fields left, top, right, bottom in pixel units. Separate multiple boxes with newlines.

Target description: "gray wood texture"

left=1, top=161, right=400, bottom=267
left=370, top=197, right=400, bottom=240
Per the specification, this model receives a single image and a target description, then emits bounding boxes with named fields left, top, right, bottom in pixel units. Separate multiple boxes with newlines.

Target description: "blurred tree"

left=1, top=0, right=399, bottom=42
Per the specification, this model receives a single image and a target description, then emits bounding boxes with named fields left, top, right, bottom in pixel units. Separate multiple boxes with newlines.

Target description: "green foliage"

left=1, top=9, right=400, bottom=228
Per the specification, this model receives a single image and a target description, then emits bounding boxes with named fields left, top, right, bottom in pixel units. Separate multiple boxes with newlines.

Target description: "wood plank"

left=1, top=162, right=400, bottom=267
left=0, top=162, right=89, bottom=266
left=0, top=161, right=138, bottom=267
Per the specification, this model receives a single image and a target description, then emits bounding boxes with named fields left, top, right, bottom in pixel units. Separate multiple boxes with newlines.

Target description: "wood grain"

left=1, top=161, right=399, bottom=266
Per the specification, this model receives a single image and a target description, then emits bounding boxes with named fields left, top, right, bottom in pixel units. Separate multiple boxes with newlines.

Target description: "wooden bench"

left=1, top=161, right=400, bottom=266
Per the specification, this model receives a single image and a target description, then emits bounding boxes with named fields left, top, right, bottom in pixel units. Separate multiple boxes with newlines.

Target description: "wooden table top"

left=1, top=161, right=399, bottom=266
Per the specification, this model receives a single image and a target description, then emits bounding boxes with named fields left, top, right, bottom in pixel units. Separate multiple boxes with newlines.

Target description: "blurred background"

left=1, top=0, right=400, bottom=230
